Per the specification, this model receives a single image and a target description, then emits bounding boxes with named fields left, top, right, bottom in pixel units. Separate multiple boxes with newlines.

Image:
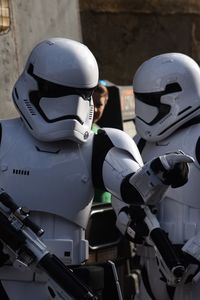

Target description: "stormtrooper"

left=133, top=53, right=200, bottom=300
left=0, top=39, right=192, bottom=300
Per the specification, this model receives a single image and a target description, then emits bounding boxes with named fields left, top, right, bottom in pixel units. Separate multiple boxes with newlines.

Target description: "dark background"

left=79, top=0, right=200, bottom=85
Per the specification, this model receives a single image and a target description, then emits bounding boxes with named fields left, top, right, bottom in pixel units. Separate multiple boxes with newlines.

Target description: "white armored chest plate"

left=140, top=125, right=200, bottom=243
left=0, top=118, right=94, bottom=229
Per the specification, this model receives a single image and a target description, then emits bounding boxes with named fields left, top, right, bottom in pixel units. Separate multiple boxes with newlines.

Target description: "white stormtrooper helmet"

left=133, top=53, right=200, bottom=142
left=12, top=38, right=99, bottom=143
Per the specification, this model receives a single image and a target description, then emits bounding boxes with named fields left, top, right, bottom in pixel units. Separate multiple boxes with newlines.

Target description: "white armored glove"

left=129, top=151, right=194, bottom=205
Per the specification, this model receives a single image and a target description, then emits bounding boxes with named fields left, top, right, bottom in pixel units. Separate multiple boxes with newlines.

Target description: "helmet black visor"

left=135, top=83, right=182, bottom=125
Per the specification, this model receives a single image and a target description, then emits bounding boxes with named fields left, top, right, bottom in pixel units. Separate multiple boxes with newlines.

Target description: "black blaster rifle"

left=0, top=190, right=96, bottom=299
left=142, top=204, right=185, bottom=286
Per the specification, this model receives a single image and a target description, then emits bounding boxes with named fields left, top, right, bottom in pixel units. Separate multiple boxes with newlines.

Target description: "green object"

left=92, top=124, right=112, bottom=203
left=91, top=123, right=100, bottom=134
left=93, top=188, right=112, bottom=204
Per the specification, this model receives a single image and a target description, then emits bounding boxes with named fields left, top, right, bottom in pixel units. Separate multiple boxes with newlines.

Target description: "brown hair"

left=94, top=84, right=108, bottom=97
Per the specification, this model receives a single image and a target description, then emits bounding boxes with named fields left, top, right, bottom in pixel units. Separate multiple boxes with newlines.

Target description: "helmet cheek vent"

left=23, top=99, right=37, bottom=116
left=89, top=106, right=93, bottom=120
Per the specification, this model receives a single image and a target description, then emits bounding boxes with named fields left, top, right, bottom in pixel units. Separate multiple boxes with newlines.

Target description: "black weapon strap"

left=0, top=242, right=9, bottom=299
left=141, top=265, right=157, bottom=300
left=0, top=281, right=9, bottom=300
left=166, top=285, right=175, bottom=300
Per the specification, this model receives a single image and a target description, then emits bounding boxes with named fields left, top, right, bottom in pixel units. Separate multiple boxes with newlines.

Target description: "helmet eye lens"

left=27, top=63, right=94, bottom=100
left=36, top=78, right=94, bottom=100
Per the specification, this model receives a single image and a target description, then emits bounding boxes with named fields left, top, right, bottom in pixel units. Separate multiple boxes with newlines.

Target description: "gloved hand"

left=128, top=151, right=194, bottom=206
left=150, top=151, right=194, bottom=188
left=116, top=205, right=149, bottom=244
left=127, top=205, right=149, bottom=243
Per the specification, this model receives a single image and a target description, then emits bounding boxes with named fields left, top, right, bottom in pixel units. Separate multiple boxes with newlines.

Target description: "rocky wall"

left=80, top=0, right=200, bottom=85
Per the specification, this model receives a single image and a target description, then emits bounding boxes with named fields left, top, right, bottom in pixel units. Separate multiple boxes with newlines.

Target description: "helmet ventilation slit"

left=24, top=99, right=37, bottom=116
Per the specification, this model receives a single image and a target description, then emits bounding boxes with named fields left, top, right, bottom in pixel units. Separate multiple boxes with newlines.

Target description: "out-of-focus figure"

left=92, top=82, right=109, bottom=132
left=133, top=52, right=200, bottom=300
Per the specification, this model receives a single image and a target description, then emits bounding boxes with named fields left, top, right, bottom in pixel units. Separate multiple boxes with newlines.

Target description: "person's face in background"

left=93, top=85, right=108, bottom=123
